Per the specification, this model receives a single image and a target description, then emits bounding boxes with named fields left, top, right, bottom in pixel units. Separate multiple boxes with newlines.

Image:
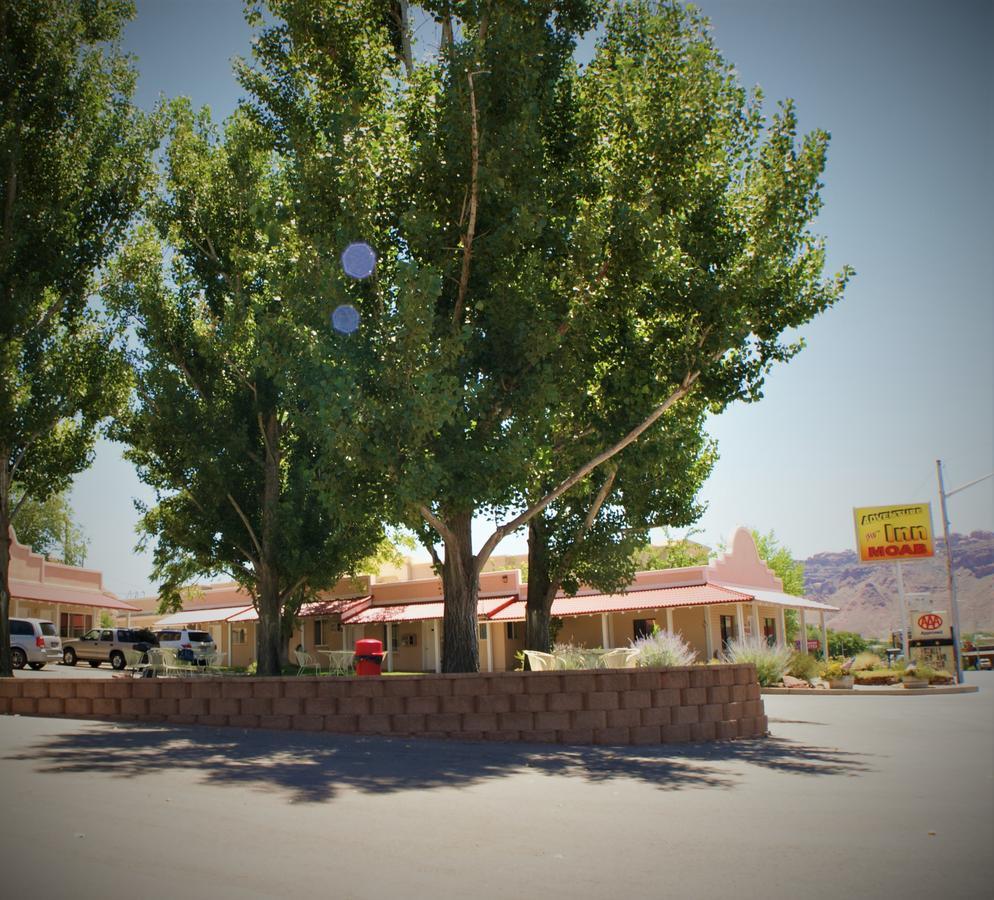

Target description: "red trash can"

left=354, top=638, right=384, bottom=676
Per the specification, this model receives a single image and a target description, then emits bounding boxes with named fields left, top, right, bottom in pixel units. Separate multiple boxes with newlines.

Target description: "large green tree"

left=229, top=0, right=850, bottom=672
left=0, top=0, right=157, bottom=676
left=107, top=95, right=401, bottom=675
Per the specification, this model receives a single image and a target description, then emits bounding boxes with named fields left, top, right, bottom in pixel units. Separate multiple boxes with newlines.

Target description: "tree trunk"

left=525, top=516, right=555, bottom=652
left=255, top=412, right=284, bottom=676
left=0, top=460, right=13, bottom=677
left=440, top=509, right=479, bottom=673
left=0, top=513, right=13, bottom=678
left=255, top=565, right=283, bottom=675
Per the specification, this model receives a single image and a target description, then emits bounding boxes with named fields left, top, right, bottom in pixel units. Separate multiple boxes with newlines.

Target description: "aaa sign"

left=853, top=503, right=935, bottom=564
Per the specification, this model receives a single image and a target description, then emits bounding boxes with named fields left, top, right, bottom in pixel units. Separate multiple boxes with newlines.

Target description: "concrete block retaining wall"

left=0, top=664, right=767, bottom=745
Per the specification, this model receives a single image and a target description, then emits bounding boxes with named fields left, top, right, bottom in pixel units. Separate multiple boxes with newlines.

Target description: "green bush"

left=722, top=637, right=792, bottom=686
left=787, top=652, right=820, bottom=682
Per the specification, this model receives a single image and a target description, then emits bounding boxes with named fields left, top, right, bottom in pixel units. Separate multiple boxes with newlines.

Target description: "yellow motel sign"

left=853, top=503, right=936, bottom=564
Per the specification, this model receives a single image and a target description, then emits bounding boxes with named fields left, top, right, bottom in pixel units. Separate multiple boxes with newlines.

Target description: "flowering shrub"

left=628, top=630, right=697, bottom=668
left=723, top=636, right=792, bottom=686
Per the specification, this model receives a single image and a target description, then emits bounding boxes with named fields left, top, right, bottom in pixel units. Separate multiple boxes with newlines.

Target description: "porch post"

left=433, top=620, right=441, bottom=674
left=387, top=625, right=394, bottom=672
left=485, top=622, right=493, bottom=672
left=666, top=608, right=674, bottom=633
left=704, top=609, right=713, bottom=660
left=735, top=602, right=745, bottom=642
left=601, top=614, right=610, bottom=649
left=798, top=608, right=806, bottom=653
left=820, top=611, right=829, bottom=661
left=750, top=602, right=761, bottom=641
left=227, top=621, right=232, bottom=667
left=777, top=607, right=787, bottom=647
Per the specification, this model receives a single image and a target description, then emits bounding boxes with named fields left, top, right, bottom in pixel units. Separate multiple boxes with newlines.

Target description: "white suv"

left=154, top=629, right=215, bottom=660
left=9, top=618, right=63, bottom=670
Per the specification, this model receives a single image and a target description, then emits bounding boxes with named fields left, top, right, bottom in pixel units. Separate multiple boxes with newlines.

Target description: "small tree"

left=752, top=529, right=805, bottom=641
left=9, top=487, right=89, bottom=567
left=0, top=0, right=158, bottom=676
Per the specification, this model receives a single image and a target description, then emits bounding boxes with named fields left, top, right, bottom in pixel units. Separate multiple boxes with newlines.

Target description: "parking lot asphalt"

left=11, top=661, right=121, bottom=678
left=0, top=673, right=990, bottom=900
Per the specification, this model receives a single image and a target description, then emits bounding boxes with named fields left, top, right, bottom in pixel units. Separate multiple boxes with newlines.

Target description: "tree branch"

left=452, top=68, right=484, bottom=329
left=475, top=369, right=704, bottom=564
left=545, top=466, right=617, bottom=591
left=226, top=492, right=264, bottom=565
left=420, top=504, right=456, bottom=546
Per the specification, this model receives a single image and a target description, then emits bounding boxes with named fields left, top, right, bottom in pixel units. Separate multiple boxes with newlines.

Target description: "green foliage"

left=638, top=532, right=713, bottom=570
left=751, top=530, right=806, bottom=597
left=106, top=94, right=395, bottom=674
left=98, top=611, right=116, bottom=629
left=0, top=0, right=158, bottom=676
left=9, top=486, right=89, bottom=566
left=168, top=0, right=849, bottom=672
left=723, top=636, right=792, bottom=686
left=805, top=625, right=869, bottom=659
left=787, top=651, right=819, bottom=682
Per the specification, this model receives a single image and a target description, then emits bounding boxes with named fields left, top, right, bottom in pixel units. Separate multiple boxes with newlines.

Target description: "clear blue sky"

left=70, top=0, right=993, bottom=598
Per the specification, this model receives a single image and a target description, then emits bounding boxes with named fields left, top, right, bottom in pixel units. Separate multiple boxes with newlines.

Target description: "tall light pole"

left=936, top=460, right=994, bottom=683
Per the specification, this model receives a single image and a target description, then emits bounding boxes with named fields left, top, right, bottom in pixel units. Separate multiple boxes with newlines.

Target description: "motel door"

left=423, top=621, right=438, bottom=672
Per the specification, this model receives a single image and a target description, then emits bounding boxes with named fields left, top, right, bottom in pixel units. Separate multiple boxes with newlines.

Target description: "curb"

left=762, top=685, right=979, bottom=696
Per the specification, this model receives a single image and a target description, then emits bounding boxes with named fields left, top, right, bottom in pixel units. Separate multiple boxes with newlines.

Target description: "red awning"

left=344, top=596, right=517, bottom=625
left=299, top=596, right=371, bottom=619
left=10, top=579, right=141, bottom=612
left=487, top=584, right=752, bottom=621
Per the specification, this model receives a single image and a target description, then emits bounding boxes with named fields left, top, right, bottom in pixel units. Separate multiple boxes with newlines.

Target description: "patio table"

left=319, top=649, right=355, bottom=676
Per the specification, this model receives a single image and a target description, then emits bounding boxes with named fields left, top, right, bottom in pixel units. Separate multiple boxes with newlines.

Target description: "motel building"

left=118, top=527, right=839, bottom=671
left=5, top=531, right=141, bottom=640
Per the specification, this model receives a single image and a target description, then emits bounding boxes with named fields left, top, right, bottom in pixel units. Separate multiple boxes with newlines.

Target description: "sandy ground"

left=0, top=673, right=990, bottom=900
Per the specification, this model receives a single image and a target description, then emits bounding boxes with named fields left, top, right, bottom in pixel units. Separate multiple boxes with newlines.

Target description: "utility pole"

left=936, top=460, right=994, bottom=684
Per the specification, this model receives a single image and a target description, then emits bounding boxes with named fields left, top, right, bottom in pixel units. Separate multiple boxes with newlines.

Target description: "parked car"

left=154, top=629, right=215, bottom=662
left=9, top=618, right=62, bottom=670
left=62, top=627, right=157, bottom=670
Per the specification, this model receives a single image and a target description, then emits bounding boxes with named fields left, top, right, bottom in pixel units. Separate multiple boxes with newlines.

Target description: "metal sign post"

left=936, top=459, right=994, bottom=685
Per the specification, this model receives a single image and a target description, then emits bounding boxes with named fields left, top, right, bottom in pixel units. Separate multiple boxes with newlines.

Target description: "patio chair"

left=205, top=648, right=226, bottom=674
left=148, top=647, right=196, bottom=678
left=523, top=650, right=557, bottom=672
left=293, top=648, right=321, bottom=676
left=123, top=647, right=149, bottom=678
left=599, top=648, right=638, bottom=669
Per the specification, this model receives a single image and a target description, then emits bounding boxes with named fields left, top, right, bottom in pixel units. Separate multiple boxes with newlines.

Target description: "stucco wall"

left=0, top=665, right=767, bottom=746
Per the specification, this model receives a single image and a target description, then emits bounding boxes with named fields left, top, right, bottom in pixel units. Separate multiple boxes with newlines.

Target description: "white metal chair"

left=599, top=648, right=638, bottom=669
left=523, top=650, right=557, bottom=672
left=123, top=647, right=149, bottom=678
left=293, top=648, right=321, bottom=676
left=205, top=648, right=226, bottom=674
left=148, top=647, right=196, bottom=678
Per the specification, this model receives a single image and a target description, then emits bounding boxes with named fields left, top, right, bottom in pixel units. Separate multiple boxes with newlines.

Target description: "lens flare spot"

left=332, top=304, right=360, bottom=334
left=340, top=242, right=376, bottom=279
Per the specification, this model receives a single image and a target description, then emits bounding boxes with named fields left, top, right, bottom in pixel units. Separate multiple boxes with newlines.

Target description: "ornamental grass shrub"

left=628, top=629, right=697, bottom=668
left=787, top=651, right=820, bottom=682
left=850, top=652, right=883, bottom=672
left=723, top=636, right=792, bottom=686
left=552, top=642, right=588, bottom=670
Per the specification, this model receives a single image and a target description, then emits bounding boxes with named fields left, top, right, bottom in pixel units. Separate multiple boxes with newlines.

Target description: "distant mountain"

left=805, top=531, right=994, bottom=637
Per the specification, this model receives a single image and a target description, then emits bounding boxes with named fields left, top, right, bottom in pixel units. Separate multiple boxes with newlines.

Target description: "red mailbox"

left=354, top=638, right=384, bottom=676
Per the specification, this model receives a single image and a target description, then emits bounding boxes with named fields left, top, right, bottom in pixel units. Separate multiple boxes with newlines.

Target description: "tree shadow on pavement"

left=4, top=719, right=871, bottom=804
